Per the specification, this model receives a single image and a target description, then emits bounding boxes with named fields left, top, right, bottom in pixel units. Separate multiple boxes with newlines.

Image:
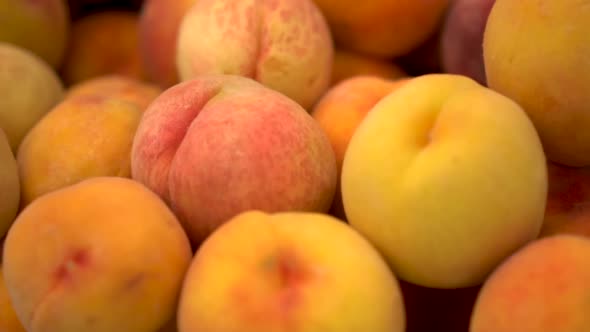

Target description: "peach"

left=0, top=129, right=19, bottom=251
left=2, top=177, right=192, bottom=332
left=540, top=161, right=590, bottom=238
left=60, top=11, right=148, bottom=86
left=341, top=74, right=548, bottom=288
left=17, top=91, right=151, bottom=207
left=312, top=0, right=450, bottom=58
left=0, top=42, right=65, bottom=153
left=176, top=0, right=333, bottom=110
left=441, top=0, right=495, bottom=85
left=131, top=74, right=337, bottom=247
left=178, top=210, right=406, bottom=332
left=0, top=264, right=26, bottom=332
left=0, top=0, right=69, bottom=68
left=470, top=234, right=590, bottom=332
left=138, top=0, right=197, bottom=88
left=330, top=49, right=406, bottom=86
left=65, top=75, right=162, bottom=111
left=311, top=76, right=410, bottom=220
left=484, top=0, right=590, bottom=166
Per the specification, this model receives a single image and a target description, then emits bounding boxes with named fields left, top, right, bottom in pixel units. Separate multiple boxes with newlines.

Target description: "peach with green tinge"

left=17, top=88, right=155, bottom=207
left=176, top=0, right=334, bottom=110
left=484, top=0, right=590, bottom=166
left=0, top=42, right=64, bottom=153
left=131, top=74, right=337, bottom=247
left=470, top=234, right=590, bottom=332
left=341, top=74, right=548, bottom=289
left=2, top=177, right=193, bottom=332
left=312, top=75, right=410, bottom=220
left=0, top=0, right=69, bottom=68
left=312, top=0, right=450, bottom=58
left=178, top=210, right=406, bottom=332
left=138, top=0, right=197, bottom=88
left=61, top=11, right=148, bottom=86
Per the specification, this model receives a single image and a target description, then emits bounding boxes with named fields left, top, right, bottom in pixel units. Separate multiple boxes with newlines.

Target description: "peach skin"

left=330, top=49, right=407, bottom=86
left=131, top=74, right=337, bottom=247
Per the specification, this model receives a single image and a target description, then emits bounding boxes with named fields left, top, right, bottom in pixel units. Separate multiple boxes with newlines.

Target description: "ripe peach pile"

left=1, top=0, right=590, bottom=331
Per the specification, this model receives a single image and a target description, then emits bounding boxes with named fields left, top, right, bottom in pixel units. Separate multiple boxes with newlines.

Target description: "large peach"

left=0, top=129, right=19, bottom=248
left=0, top=0, right=69, bottom=68
left=138, top=0, right=197, bottom=88
left=484, top=0, right=590, bottom=166
left=131, top=75, right=337, bottom=247
left=470, top=234, right=590, bottom=332
left=341, top=74, right=548, bottom=288
left=540, top=161, right=590, bottom=238
left=178, top=210, right=405, bottom=332
left=331, top=49, right=406, bottom=86
left=17, top=90, right=152, bottom=207
left=176, top=0, right=333, bottom=110
left=2, top=177, right=192, bottom=332
left=61, top=11, right=148, bottom=86
left=0, top=264, right=26, bottom=332
left=311, top=76, right=410, bottom=220
left=312, top=0, right=450, bottom=58
left=441, top=0, right=495, bottom=85
left=0, top=43, right=64, bottom=153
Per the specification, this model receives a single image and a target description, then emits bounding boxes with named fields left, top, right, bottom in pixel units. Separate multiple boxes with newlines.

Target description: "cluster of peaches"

left=1, top=0, right=589, bottom=331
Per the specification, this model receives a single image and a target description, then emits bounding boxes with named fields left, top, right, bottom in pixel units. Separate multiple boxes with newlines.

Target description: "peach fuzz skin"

left=176, top=0, right=334, bottom=110
left=311, top=76, right=410, bottom=220
left=0, top=264, right=26, bottom=332
left=341, top=74, right=548, bottom=289
left=138, top=0, right=197, bottom=88
left=312, top=0, right=450, bottom=58
left=1, top=177, right=193, bottom=332
left=483, top=0, right=590, bottom=166
left=60, top=11, right=148, bottom=86
left=131, top=75, right=337, bottom=247
left=470, top=234, right=590, bottom=332
left=178, top=210, right=406, bottom=332
left=17, top=92, right=150, bottom=207
left=540, top=161, right=590, bottom=238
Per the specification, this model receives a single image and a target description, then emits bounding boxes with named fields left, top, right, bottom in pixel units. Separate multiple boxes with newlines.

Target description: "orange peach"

left=0, top=264, right=26, bottom=332
left=312, top=0, right=450, bottom=58
left=470, top=234, right=590, bottom=332
left=484, top=0, right=590, bottom=166
left=331, top=48, right=407, bottom=86
left=311, top=76, right=410, bottom=219
left=66, top=75, right=162, bottom=111
left=178, top=210, right=406, bottom=332
left=60, top=11, right=148, bottom=86
left=131, top=75, right=337, bottom=247
left=138, top=0, right=197, bottom=88
left=2, top=177, right=192, bottom=332
left=0, top=42, right=64, bottom=152
left=0, top=129, right=19, bottom=239
left=17, top=92, right=149, bottom=207
left=0, top=0, right=69, bottom=68
left=540, top=162, right=590, bottom=238
left=176, top=0, right=333, bottom=110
